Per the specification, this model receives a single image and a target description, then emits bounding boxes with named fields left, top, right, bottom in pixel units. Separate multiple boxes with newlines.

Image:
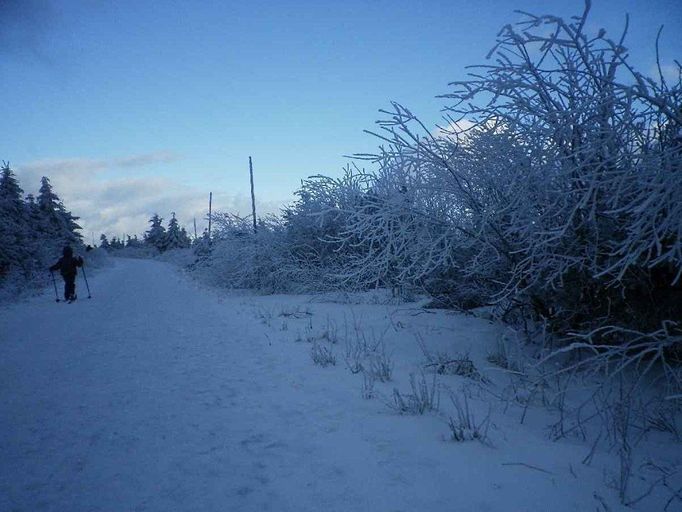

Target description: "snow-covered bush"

left=310, top=340, right=336, bottom=367
left=192, top=4, right=680, bottom=384
left=193, top=214, right=304, bottom=292
left=448, top=393, right=491, bottom=443
left=192, top=210, right=344, bottom=293
left=389, top=373, right=440, bottom=415
left=339, top=3, right=681, bottom=344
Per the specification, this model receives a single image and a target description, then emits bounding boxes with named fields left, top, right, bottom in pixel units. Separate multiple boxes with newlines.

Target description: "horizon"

left=2, top=0, right=681, bottom=240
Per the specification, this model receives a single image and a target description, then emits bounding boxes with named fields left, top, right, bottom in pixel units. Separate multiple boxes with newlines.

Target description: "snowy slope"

left=0, top=259, right=675, bottom=511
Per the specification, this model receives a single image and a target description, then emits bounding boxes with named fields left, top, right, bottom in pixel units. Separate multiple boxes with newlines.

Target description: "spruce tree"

left=99, top=234, right=110, bottom=249
left=0, top=163, right=29, bottom=275
left=162, top=212, right=191, bottom=251
left=1, top=164, right=86, bottom=291
left=144, top=214, right=166, bottom=252
left=109, top=236, right=124, bottom=249
left=37, top=176, right=60, bottom=212
left=25, top=194, right=43, bottom=232
left=0, top=162, right=25, bottom=209
left=126, top=235, right=142, bottom=248
left=37, top=176, right=82, bottom=243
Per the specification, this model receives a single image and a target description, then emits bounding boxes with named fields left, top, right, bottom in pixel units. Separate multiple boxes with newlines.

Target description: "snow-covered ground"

left=1, top=258, right=678, bottom=511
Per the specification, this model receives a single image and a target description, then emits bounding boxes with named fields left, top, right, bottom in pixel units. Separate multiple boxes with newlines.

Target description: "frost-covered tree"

left=144, top=214, right=166, bottom=252
left=0, top=162, right=29, bottom=276
left=99, top=234, right=110, bottom=250
left=37, top=176, right=60, bottom=212
left=1, top=163, right=86, bottom=294
left=0, top=163, right=24, bottom=209
left=109, top=236, right=125, bottom=249
left=126, top=235, right=143, bottom=248
left=37, top=176, right=82, bottom=243
left=162, top=212, right=191, bottom=251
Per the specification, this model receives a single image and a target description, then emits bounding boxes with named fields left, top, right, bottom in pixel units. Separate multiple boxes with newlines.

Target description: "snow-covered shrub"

left=417, top=334, right=487, bottom=382
left=310, top=341, right=336, bottom=367
left=190, top=4, right=680, bottom=400
left=277, top=306, right=312, bottom=319
left=448, top=393, right=491, bottom=444
left=192, top=213, right=335, bottom=293
left=343, top=333, right=365, bottom=374
left=439, top=4, right=681, bottom=338
left=317, top=316, right=339, bottom=344
left=282, top=170, right=369, bottom=283
left=389, top=373, right=440, bottom=415
left=342, top=321, right=393, bottom=380
left=361, top=371, right=376, bottom=399
left=366, top=349, right=393, bottom=382
left=335, top=3, right=681, bottom=356
left=428, top=352, right=484, bottom=381
left=192, top=171, right=376, bottom=293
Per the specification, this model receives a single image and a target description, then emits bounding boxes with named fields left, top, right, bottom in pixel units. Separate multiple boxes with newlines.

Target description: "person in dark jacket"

left=49, top=245, right=84, bottom=301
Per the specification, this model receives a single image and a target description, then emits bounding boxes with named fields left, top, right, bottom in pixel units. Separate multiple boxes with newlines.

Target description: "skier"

left=49, top=245, right=84, bottom=302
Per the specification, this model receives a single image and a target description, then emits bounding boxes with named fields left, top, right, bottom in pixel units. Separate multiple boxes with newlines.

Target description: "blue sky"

left=1, top=0, right=680, bottom=239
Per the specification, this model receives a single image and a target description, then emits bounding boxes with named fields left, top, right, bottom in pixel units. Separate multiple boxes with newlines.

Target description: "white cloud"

left=20, top=157, right=107, bottom=177
left=15, top=153, right=288, bottom=242
left=433, top=118, right=477, bottom=141
left=113, top=151, right=181, bottom=168
left=20, top=151, right=182, bottom=176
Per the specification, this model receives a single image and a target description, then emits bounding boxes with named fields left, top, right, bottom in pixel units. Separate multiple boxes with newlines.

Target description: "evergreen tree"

left=25, top=194, right=43, bottom=230
left=125, top=235, right=143, bottom=248
left=0, top=162, right=25, bottom=209
left=180, top=227, right=190, bottom=246
left=162, top=212, right=191, bottom=251
left=109, top=236, right=125, bottom=249
left=0, top=162, right=29, bottom=275
left=99, top=234, right=110, bottom=249
left=37, top=176, right=82, bottom=243
left=37, top=176, right=60, bottom=212
left=144, top=214, right=166, bottom=251
left=1, top=163, right=86, bottom=292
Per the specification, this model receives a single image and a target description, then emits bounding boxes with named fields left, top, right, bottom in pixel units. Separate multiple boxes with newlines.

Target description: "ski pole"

left=50, top=271, right=60, bottom=302
left=81, top=263, right=92, bottom=299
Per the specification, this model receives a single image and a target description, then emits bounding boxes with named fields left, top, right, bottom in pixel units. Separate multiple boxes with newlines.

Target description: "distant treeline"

left=99, top=212, right=194, bottom=253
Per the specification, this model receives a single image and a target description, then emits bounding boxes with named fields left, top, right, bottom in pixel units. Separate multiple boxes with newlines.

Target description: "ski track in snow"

left=0, top=258, right=655, bottom=511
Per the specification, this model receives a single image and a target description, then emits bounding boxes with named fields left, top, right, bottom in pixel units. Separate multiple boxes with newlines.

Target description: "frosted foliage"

left=193, top=3, right=680, bottom=347
left=1, top=163, right=86, bottom=299
left=332, top=4, right=681, bottom=336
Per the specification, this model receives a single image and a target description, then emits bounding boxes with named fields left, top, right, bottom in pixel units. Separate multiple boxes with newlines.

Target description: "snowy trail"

left=1, top=258, right=425, bottom=512
left=1, top=259, right=626, bottom=511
